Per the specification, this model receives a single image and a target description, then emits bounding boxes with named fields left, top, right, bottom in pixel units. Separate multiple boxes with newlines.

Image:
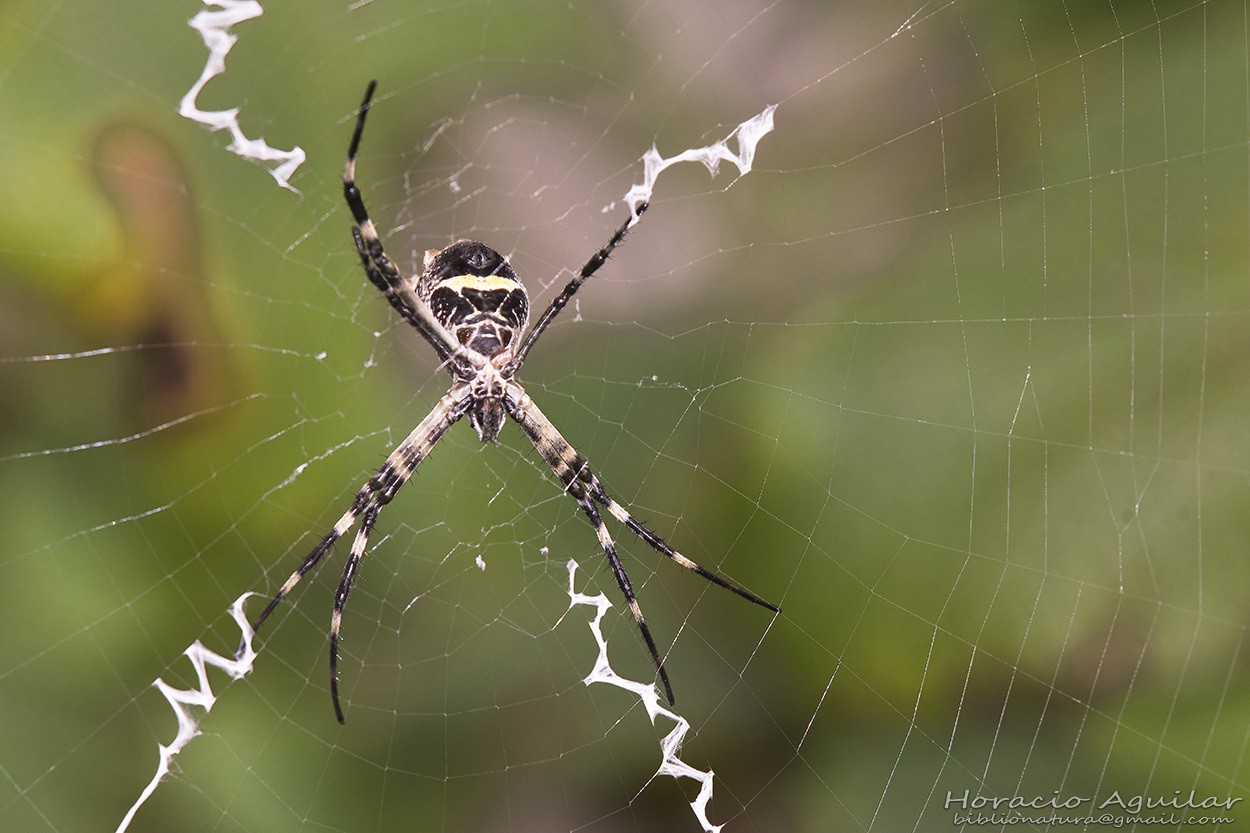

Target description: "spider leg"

left=592, top=485, right=779, bottom=613
left=581, top=497, right=674, bottom=705
left=504, top=382, right=777, bottom=611
left=250, top=492, right=369, bottom=635
left=507, top=202, right=648, bottom=373
left=329, top=501, right=379, bottom=724
left=249, top=389, right=472, bottom=721
left=344, top=81, right=474, bottom=371
left=504, top=384, right=777, bottom=703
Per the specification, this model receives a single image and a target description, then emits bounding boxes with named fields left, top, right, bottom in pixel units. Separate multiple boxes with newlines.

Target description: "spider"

left=251, top=81, right=779, bottom=723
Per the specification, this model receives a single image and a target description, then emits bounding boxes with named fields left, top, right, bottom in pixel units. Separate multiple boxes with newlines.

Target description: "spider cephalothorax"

left=250, top=81, right=779, bottom=723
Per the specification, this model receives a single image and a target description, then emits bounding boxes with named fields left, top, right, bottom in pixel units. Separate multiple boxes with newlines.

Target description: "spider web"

left=2, top=1, right=1249, bottom=832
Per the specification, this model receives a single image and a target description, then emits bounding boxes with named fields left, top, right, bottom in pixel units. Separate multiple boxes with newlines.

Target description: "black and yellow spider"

left=252, top=81, right=779, bottom=723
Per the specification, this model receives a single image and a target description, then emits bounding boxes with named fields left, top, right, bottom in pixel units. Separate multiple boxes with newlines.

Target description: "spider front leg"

left=329, top=502, right=380, bottom=724
left=250, top=389, right=472, bottom=723
left=580, top=497, right=675, bottom=704
left=504, top=383, right=778, bottom=705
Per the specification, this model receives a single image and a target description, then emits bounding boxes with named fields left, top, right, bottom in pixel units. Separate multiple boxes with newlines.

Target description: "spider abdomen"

left=420, top=242, right=529, bottom=359
left=430, top=281, right=527, bottom=355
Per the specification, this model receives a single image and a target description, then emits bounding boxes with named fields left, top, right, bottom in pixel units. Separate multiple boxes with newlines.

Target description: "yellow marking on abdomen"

left=440, top=274, right=523, bottom=293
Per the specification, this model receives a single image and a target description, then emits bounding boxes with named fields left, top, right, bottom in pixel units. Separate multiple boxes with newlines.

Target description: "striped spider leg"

left=504, top=382, right=779, bottom=705
left=249, top=80, right=777, bottom=723
left=345, top=80, right=480, bottom=378
left=250, top=389, right=472, bottom=723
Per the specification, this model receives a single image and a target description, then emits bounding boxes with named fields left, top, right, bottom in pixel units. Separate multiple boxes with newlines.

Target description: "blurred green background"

left=2, top=0, right=1249, bottom=831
